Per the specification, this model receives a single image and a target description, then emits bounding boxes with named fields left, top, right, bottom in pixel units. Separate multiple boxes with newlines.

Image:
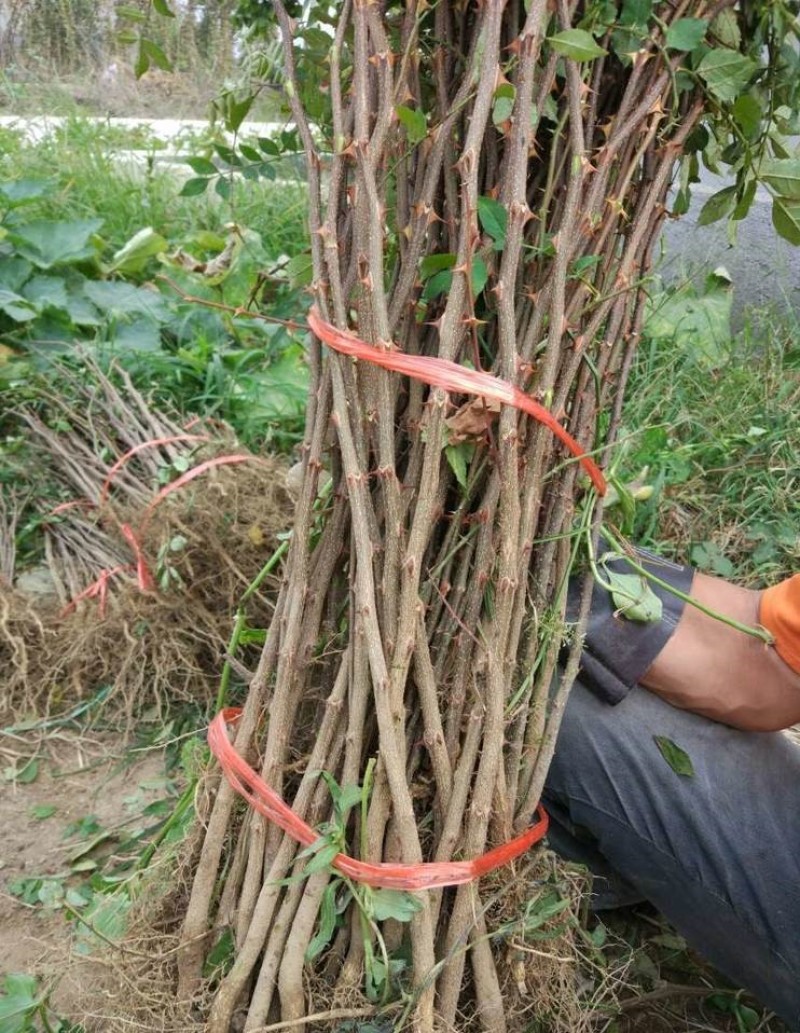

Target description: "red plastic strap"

left=208, top=708, right=549, bottom=891
left=307, top=306, right=606, bottom=496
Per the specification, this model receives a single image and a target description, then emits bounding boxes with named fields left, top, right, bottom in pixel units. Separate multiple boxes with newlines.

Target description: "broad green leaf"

left=152, top=0, right=175, bottom=16
left=258, top=136, right=281, bottom=157
left=116, top=28, right=139, bottom=45
left=696, top=185, right=736, bottom=226
left=471, top=256, right=488, bottom=296
left=0, top=972, right=41, bottom=1033
left=653, top=736, right=694, bottom=777
left=477, top=196, right=508, bottom=249
left=549, top=29, right=607, bottom=61
left=215, top=177, right=232, bottom=201
left=771, top=196, right=800, bottom=245
left=9, top=219, right=103, bottom=269
left=180, top=176, right=211, bottom=197
left=644, top=277, right=731, bottom=366
left=698, top=50, right=757, bottom=103
left=16, top=758, right=38, bottom=783
left=0, top=179, right=51, bottom=207
left=0, top=288, right=37, bottom=323
left=370, top=888, right=423, bottom=923
left=22, top=275, right=68, bottom=312
left=396, top=105, right=427, bottom=145
left=75, top=894, right=130, bottom=954
left=605, top=570, right=662, bottom=622
left=108, top=227, right=167, bottom=275
left=114, top=317, right=163, bottom=352
left=141, top=38, right=172, bottom=74
left=420, top=253, right=456, bottom=278
left=0, top=256, right=33, bottom=292
left=239, top=144, right=262, bottom=163
left=665, top=18, right=707, bottom=51
left=83, top=281, right=169, bottom=322
left=760, top=159, right=800, bottom=200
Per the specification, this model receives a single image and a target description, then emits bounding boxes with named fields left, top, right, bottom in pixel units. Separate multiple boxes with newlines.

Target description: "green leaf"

left=117, top=3, right=146, bottom=21
left=665, top=18, right=707, bottom=51
left=697, top=50, right=757, bottom=103
left=370, top=888, right=423, bottom=923
left=141, top=37, right=172, bottom=70
left=214, top=177, right=232, bottom=201
left=303, top=840, right=340, bottom=875
left=152, top=0, right=175, bottom=16
left=710, top=8, right=741, bottom=49
left=760, top=159, right=800, bottom=200
left=30, top=804, right=57, bottom=820
left=771, top=196, right=800, bottom=245
left=653, top=735, right=694, bottom=777
left=0, top=179, right=51, bottom=207
left=239, top=144, right=262, bottom=163
left=731, top=94, right=761, bottom=139
left=477, top=196, right=508, bottom=249
left=116, top=28, right=139, bottom=45
left=258, top=136, right=281, bottom=157
left=422, top=269, right=452, bottom=300
left=9, top=219, right=103, bottom=269
left=549, top=29, right=607, bottom=61
left=420, top=253, right=456, bottom=279
left=83, top=281, right=169, bottom=322
left=22, top=274, right=69, bottom=313
left=134, top=42, right=150, bottom=79
left=732, top=179, right=757, bottom=221
left=107, top=227, right=167, bottom=275
left=0, top=288, right=38, bottom=323
left=286, top=252, right=314, bottom=288
left=0, top=972, right=42, bottom=1033
left=605, top=570, right=662, bottom=622
left=114, top=317, right=163, bottom=352
left=185, top=156, right=217, bottom=176
left=471, top=256, right=488, bottom=296
left=221, top=92, right=255, bottom=133
left=690, top=541, right=735, bottom=578
left=492, top=84, right=515, bottom=126
left=396, top=105, right=427, bottom=145
left=696, top=185, right=737, bottom=226
left=15, top=759, right=39, bottom=784
left=180, top=176, right=211, bottom=197
left=445, top=444, right=469, bottom=489
left=306, top=881, right=338, bottom=960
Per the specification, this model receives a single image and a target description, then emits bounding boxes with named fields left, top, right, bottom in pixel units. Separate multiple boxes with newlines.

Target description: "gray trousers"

left=544, top=681, right=800, bottom=1029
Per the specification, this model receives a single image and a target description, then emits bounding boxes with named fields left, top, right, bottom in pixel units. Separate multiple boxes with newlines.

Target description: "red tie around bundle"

left=208, top=708, right=549, bottom=891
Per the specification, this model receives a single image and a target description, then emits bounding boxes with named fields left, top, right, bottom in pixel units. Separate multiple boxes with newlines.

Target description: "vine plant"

left=162, top=1, right=800, bottom=1030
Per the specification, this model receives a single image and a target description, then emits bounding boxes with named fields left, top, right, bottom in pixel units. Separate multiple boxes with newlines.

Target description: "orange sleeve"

left=760, top=574, right=800, bottom=675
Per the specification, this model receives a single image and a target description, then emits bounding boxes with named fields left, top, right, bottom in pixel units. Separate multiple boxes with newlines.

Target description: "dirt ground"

left=0, top=728, right=170, bottom=1023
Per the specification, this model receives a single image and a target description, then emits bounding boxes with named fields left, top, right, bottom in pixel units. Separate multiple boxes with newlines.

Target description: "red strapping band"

left=208, top=708, right=549, bottom=891
left=307, top=306, right=606, bottom=496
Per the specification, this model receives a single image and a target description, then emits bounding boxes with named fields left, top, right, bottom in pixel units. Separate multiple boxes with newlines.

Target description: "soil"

left=0, top=728, right=169, bottom=1023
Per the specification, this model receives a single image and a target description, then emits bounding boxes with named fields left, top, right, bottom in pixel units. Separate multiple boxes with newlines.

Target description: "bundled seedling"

left=140, top=0, right=800, bottom=1030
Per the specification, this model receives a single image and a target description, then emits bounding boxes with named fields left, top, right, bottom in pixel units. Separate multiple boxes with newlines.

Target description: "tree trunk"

left=179, top=1, right=727, bottom=1028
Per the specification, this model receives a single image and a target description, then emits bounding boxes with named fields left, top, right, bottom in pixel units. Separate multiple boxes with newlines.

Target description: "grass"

left=620, top=300, right=799, bottom=585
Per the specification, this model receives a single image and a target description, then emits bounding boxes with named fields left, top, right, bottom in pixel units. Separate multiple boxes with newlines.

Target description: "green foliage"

left=653, top=735, right=695, bottom=777
left=619, top=280, right=799, bottom=583
left=0, top=972, right=81, bottom=1033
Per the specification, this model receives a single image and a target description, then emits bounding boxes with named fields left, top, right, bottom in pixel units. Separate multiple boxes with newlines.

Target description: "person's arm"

left=641, top=571, right=800, bottom=732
